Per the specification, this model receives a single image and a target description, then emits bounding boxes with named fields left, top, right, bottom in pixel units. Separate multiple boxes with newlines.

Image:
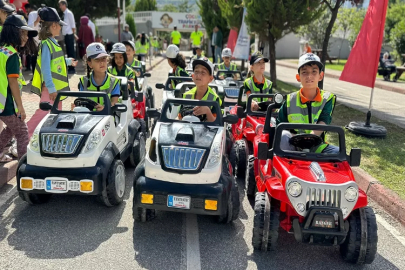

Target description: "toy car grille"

left=161, top=146, right=206, bottom=171
left=306, top=188, right=342, bottom=208
left=41, top=133, right=83, bottom=155
left=224, top=88, right=240, bottom=98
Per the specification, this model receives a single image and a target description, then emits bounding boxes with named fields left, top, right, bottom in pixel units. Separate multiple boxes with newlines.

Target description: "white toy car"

left=17, top=79, right=146, bottom=206
left=133, top=98, right=240, bottom=223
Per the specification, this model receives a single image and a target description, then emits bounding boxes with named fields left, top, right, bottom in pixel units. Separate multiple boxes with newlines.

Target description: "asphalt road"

left=1, top=58, right=405, bottom=270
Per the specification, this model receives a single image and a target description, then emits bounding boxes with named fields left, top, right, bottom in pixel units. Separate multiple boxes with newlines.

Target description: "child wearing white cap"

left=108, top=42, right=135, bottom=81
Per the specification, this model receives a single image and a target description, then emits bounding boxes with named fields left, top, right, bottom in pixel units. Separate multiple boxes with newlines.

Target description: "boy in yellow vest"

left=276, top=53, right=338, bottom=154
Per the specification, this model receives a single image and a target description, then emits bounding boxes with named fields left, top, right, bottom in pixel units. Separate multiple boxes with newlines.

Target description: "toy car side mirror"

left=40, top=102, right=52, bottom=111
left=144, top=72, right=151, bottom=77
left=156, top=83, right=165, bottom=89
left=236, top=106, right=246, bottom=118
left=147, top=108, right=161, bottom=118
left=134, top=92, right=143, bottom=102
left=241, top=71, right=247, bottom=77
left=111, top=104, right=127, bottom=113
left=349, top=148, right=361, bottom=167
left=223, top=114, right=238, bottom=124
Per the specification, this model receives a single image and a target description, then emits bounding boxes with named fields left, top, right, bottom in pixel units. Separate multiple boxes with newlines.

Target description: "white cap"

left=298, top=53, right=323, bottom=71
left=222, top=48, right=232, bottom=57
left=166, top=44, right=180, bottom=58
left=86, top=42, right=108, bottom=59
left=110, top=42, right=126, bottom=54
left=192, top=57, right=214, bottom=76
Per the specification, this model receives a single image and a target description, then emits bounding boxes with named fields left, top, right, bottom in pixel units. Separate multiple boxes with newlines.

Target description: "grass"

left=274, top=80, right=405, bottom=199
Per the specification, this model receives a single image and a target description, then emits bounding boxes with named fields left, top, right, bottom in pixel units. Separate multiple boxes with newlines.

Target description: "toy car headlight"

left=29, top=129, right=40, bottom=153
left=207, top=142, right=221, bottom=169
left=345, top=186, right=358, bottom=202
left=82, top=129, right=102, bottom=153
left=287, top=181, right=302, bottom=197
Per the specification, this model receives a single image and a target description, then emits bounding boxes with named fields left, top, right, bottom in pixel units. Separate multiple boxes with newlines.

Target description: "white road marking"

left=0, top=185, right=17, bottom=208
left=186, top=214, right=201, bottom=270
left=376, top=214, right=405, bottom=247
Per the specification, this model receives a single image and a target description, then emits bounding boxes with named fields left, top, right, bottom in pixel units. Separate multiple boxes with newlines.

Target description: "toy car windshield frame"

left=272, top=123, right=347, bottom=162
left=245, top=94, right=278, bottom=117
left=215, top=70, right=243, bottom=81
left=164, top=76, right=193, bottom=90
left=159, top=98, right=223, bottom=126
left=51, top=91, right=112, bottom=115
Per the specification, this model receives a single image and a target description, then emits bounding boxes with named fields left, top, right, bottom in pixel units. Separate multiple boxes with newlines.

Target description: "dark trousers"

left=26, top=54, right=37, bottom=72
left=64, top=34, right=75, bottom=71
left=192, top=47, right=197, bottom=55
left=211, top=45, right=216, bottom=63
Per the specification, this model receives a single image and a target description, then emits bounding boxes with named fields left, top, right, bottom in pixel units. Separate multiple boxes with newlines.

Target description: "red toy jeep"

left=250, top=103, right=378, bottom=265
left=229, top=93, right=283, bottom=191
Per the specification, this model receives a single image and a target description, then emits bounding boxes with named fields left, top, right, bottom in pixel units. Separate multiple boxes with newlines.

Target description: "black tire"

left=340, top=207, right=378, bottom=265
left=217, top=180, right=240, bottom=223
left=246, top=155, right=256, bottom=198
left=231, top=139, right=248, bottom=179
left=19, top=192, right=52, bottom=205
left=252, top=192, right=280, bottom=251
left=129, top=131, right=146, bottom=167
left=99, top=159, right=126, bottom=207
left=134, top=207, right=156, bottom=222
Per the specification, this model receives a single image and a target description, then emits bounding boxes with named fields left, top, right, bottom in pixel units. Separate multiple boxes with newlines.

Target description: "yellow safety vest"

left=171, top=31, right=181, bottom=44
left=183, top=86, right=222, bottom=107
left=0, top=46, right=26, bottom=114
left=79, top=73, right=120, bottom=105
left=286, top=90, right=336, bottom=153
left=171, top=66, right=190, bottom=89
left=190, top=31, right=203, bottom=46
left=128, top=58, right=142, bottom=68
left=108, top=66, right=135, bottom=80
left=218, top=63, right=237, bottom=71
left=136, top=40, right=147, bottom=54
left=244, top=77, right=272, bottom=101
left=31, top=39, right=69, bottom=97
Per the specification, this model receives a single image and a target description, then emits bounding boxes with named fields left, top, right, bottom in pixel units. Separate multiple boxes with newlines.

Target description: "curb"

left=276, top=61, right=405, bottom=95
left=353, top=167, right=405, bottom=226
left=0, top=57, right=166, bottom=190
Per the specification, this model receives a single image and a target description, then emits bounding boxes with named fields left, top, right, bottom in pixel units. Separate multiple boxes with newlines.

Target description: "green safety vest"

left=128, top=58, right=142, bottom=68
left=192, top=55, right=204, bottom=60
left=0, top=45, right=25, bottom=114
left=190, top=31, right=203, bottom=46
left=183, top=86, right=222, bottom=107
left=108, top=66, right=135, bottom=80
left=171, top=66, right=190, bottom=89
left=152, top=40, right=159, bottom=48
left=218, top=63, right=237, bottom=71
left=286, top=90, right=336, bottom=153
left=31, top=39, right=69, bottom=97
left=244, top=77, right=272, bottom=101
left=135, top=40, right=147, bottom=54
left=171, top=31, right=181, bottom=44
left=79, top=73, right=120, bottom=105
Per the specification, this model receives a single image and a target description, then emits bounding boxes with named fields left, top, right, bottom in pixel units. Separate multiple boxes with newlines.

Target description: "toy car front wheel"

left=230, top=139, right=249, bottom=179
left=252, top=192, right=280, bottom=251
left=129, top=131, right=146, bottom=167
left=217, top=180, right=240, bottom=223
left=19, top=192, right=52, bottom=205
left=340, top=207, right=378, bottom=264
left=134, top=206, right=156, bottom=222
left=99, top=159, right=126, bottom=206
left=245, top=155, right=256, bottom=198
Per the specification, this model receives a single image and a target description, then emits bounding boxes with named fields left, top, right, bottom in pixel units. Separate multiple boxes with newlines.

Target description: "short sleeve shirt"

left=171, top=31, right=181, bottom=44
left=190, top=31, right=203, bottom=46
left=1, top=54, right=20, bottom=116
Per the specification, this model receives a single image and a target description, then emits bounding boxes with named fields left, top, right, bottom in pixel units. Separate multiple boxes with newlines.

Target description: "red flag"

left=339, top=0, right=389, bottom=88
left=227, top=28, right=238, bottom=57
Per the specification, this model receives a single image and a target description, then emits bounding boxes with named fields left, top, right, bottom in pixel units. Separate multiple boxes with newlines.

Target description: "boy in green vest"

left=276, top=53, right=338, bottom=154
left=182, top=58, right=222, bottom=122
left=218, top=48, right=238, bottom=80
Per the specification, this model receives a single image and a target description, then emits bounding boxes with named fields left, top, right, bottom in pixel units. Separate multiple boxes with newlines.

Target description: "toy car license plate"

left=167, top=195, right=190, bottom=209
left=312, top=215, right=335, bottom=228
left=45, top=179, right=67, bottom=192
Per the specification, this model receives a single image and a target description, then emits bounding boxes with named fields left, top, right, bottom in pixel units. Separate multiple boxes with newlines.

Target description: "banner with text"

left=152, top=12, right=205, bottom=31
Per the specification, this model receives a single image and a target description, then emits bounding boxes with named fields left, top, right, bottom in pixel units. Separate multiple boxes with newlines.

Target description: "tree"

left=160, top=4, right=179, bottom=12
left=218, top=0, right=243, bottom=30
left=385, top=2, right=405, bottom=45
left=318, top=0, right=363, bottom=88
left=198, top=0, right=229, bottom=39
left=134, top=0, right=157, bottom=12
left=126, top=14, right=137, bottom=37
left=178, top=0, right=194, bottom=13
left=244, top=0, right=323, bottom=87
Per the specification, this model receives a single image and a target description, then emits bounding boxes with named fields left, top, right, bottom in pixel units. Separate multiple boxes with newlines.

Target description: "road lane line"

left=0, top=185, right=17, bottom=208
left=376, top=214, right=405, bottom=247
left=186, top=214, right=201, bottom=270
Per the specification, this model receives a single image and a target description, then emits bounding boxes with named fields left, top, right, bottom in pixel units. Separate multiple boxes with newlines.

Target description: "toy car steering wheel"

left=289, top=134, right=323, bottom=151
left=74, top=98, right=99, bottom=111
left=179, top=105, right=206, bottom=122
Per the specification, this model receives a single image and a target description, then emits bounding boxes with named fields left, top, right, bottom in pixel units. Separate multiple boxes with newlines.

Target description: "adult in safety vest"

left=27, top=7, right=77, bottom=138
left=166, top=44, right=190, bottom=89
left=135, top=32, right=148, bottom=62
left=0, top=14, right=38, bottom=161
left=190, top=24, right=203, bottom=56
left=76, top=43, right=121, bottom=110
left=276, top=53, right=338, bottom=154
left=182, top=58, right=221, bottom=122
left=243, top=51, right=273, bottom=109
left=170, top=25, right=181, bottom=46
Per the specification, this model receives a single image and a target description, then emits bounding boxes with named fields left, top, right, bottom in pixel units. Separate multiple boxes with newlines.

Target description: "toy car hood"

left=40, top=113, right=105, bottom=136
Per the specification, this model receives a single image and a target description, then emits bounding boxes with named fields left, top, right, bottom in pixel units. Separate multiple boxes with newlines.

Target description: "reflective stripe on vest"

left=31, top=39, right=69, bottom=97
left=286, top=90, right=335, bottom=134
left=0, top=46, right=23, bottom=114
left=129, top=58, right=142, bottom=67
left=80, top=74, right=119, bottom=105
left=183, top=87, right=222, bottom=106
left=218, top=63, right=237, bottom=71
left=246, top=77, right=272, bottom=101
left=108, top=66, right=134, bottom=79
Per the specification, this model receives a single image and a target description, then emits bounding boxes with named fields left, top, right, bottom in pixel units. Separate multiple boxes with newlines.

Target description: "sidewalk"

left=0, top=56, right=165, bottom=188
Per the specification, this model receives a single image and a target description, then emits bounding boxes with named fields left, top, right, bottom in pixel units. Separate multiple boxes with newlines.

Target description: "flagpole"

left=365, top=87, right=375, bottom=127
